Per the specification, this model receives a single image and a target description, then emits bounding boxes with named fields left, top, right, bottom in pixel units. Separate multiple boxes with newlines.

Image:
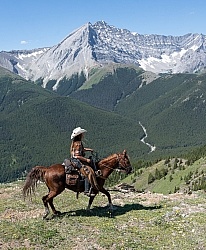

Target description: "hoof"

left=86, top=208, right=93, bottom=213
left=54, top=210, right=61, bottom=215
left=111, top=206, right=118, bottom=211
left=86, top=210, right=93, bottom=215
left=107, top=204, right=117, bottom=211
left=43, top=213, right=49, bottom=220
left=109, top=211, right=114, bottom=218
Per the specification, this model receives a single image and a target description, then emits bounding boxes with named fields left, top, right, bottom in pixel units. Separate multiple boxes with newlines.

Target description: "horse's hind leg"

left=42, top=190, right=62, bottom=219
left=48, top=197, right=61, bottom=216
left=42, top=194, right=50, bottom=219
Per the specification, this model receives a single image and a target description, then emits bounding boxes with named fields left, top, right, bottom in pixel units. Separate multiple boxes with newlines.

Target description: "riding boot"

left=90, top=158, right=97, bottom=171
left=84, top=178, right=95, bottom=196
left=84, top=178, right=90, bottom=194
left=89, top=158, right=100, bottom=176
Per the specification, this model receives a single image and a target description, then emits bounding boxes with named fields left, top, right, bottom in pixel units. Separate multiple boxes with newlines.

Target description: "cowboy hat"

left=71, top=127, right=87, bottom=139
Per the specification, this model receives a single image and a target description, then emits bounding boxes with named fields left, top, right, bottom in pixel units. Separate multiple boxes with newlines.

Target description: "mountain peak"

left=0, top=21, right=206, bottom=85
left=94, top=20, right=109, bottom=26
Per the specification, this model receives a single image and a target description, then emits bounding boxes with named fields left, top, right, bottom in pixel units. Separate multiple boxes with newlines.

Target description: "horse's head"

left=116, top=150, right=133, bottom=174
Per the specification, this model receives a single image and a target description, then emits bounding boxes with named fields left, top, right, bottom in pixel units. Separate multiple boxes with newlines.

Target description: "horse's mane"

left=99, top=153, right=117, bottom=164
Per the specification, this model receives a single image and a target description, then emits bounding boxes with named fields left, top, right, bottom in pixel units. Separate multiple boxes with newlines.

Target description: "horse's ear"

left=123, top=149, right=127, bottom=155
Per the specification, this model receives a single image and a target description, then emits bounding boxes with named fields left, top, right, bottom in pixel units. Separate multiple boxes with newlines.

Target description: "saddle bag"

left=66, top=173, right=79, bottom=186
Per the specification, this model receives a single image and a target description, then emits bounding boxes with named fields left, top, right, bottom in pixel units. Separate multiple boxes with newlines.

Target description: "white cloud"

left=20, top=40, right=28, bottom=45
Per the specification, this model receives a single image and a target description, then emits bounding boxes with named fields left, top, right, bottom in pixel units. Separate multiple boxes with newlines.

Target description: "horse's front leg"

left=99, top=188, right=115, bottom=212
left=86, top=195, right=96, bottom=211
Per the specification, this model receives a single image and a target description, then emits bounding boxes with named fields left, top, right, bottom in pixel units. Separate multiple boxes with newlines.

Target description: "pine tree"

left=148, top=173, right=155, bottom=184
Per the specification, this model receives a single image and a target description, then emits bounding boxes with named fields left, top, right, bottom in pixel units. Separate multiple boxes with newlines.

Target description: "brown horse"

left=23, top=150, right=132, bottom=219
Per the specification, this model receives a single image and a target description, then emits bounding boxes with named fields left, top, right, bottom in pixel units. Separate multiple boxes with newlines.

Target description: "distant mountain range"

left=0, top=21, right=206, bottom=89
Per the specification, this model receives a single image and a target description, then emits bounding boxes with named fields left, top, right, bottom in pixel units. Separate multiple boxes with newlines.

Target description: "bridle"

left=100, top=153, right=129, bottom=172
left=116, top=153, right=131, bottom=173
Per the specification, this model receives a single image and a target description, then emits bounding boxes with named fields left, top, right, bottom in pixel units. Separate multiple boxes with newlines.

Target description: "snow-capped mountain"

left=1, top=21, right=206, bottom=86
left=0, top=48, right=49, bottom=79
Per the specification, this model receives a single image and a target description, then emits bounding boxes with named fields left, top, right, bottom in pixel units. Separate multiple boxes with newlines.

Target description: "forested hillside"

left=1, top=65, right=206, bottom=184
left=70, top=65, right=144, bottom=111
left=0, top=67, right=145, bottom=182
left=58, top=65, right=206, bottom=157
left=115, top=72, right=206, bottom=156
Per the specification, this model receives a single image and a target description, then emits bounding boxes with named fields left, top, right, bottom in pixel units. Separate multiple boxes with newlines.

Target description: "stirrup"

left=84, top=191, right=95, bottom=197
left=95, top=170, right=102, bottom=176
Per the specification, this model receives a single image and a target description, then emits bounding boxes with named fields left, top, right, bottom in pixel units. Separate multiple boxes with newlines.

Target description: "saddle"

left=64, top=159, right=80, bottom=186
left=63, top=158, right=102, bottom=186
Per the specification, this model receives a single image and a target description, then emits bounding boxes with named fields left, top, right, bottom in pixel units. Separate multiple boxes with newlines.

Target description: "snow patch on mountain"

left=0, top=21, right=206, bottom=87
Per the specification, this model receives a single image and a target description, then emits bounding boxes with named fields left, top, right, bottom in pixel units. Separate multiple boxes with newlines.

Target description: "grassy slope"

left=81, top=64, right=143, bottom=89
left=124, top=157, right=206, bottom=195
left=0, top=180, right=205, bottom=249
left=151, top=159, right=205, bottom=194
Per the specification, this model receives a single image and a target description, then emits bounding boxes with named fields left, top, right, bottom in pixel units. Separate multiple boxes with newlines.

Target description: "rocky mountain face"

left=1, top=21, right=206, bottom=87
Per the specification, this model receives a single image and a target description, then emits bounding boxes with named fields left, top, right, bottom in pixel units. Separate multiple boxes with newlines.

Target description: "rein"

left=97, top=154, right=119, bottom=180
left=99, top=154, right=124, bottom=172
left=116, top=153, right=127, bottom=169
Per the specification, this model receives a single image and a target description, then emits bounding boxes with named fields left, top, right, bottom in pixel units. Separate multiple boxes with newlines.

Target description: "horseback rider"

left=70, top=127, right=96, bottom=196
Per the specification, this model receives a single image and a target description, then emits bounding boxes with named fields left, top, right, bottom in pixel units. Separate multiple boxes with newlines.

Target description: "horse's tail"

left=23, top=166, right=47, bottom=198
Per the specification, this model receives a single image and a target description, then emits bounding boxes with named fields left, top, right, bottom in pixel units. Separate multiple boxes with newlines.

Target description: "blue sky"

left=1, top=0, right=206, bottom=51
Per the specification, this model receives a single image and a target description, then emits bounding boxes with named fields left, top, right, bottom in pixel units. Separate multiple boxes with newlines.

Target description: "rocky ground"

left=0, top=182, right=206, bottom=249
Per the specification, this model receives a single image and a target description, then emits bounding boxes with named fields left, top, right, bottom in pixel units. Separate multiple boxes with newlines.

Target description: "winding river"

left=139, top=121, right=156, bottom=153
